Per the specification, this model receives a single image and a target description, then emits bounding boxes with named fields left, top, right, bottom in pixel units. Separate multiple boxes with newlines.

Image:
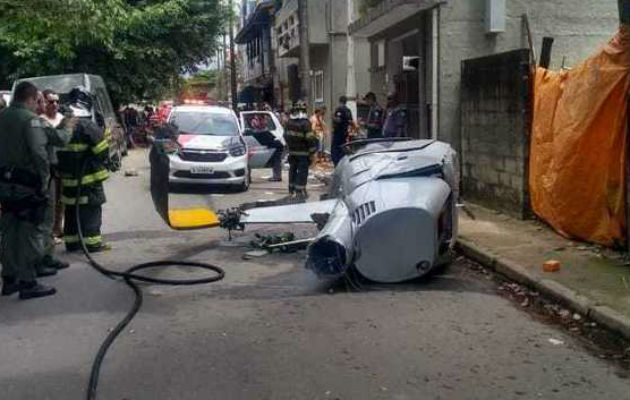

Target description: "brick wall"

left=461, top=49, right=531, bottom=218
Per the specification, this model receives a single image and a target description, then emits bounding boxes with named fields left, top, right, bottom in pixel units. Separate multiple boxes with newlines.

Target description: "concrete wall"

left=461, top=49, right=531, bottom=218
left=438, top=0, right=620, bottom=151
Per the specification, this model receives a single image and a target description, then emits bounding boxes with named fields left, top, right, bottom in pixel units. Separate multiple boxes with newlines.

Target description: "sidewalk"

left=457, top=203, right=630, bottom=339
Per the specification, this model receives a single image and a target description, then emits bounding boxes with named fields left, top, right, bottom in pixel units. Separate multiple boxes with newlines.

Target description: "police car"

left=166, top=105, right=252, bottom=190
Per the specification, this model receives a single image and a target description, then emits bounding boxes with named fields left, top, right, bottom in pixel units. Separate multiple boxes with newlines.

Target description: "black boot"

left=1, top=277, right=19, bottom=296
left=42, top=255, right=70, bottom=270
left=36, top=266, right=58, bottom=278
left=19, top=281, right=56, bottom=300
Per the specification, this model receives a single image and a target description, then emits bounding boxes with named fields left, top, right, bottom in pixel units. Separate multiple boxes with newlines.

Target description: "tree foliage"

left=0, top=0, right=229, bottom=106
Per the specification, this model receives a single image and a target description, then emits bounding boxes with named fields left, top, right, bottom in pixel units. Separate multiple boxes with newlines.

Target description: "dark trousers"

left=0, top=213, right=40, bottom=282
left=331, top=133, right=347, bottom=166
left=367, top=128, right=383, bottom=139
left=288, top=155, right=310, bottom=193
left=63, top=204, right=103, bottom=252
left=268, top=142, right=284, bottom=180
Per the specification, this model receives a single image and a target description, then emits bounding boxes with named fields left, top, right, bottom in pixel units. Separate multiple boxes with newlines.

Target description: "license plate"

left=190, top=165, right=214, bottom=174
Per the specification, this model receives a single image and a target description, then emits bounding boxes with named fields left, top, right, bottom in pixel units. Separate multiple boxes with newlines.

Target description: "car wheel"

left=236, top=168, right=251, bottom=192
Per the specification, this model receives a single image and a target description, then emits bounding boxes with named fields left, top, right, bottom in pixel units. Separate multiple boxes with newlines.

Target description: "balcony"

left=349, top=0, right=445, bottom=37
left=274, top=0, right=328, bottom=58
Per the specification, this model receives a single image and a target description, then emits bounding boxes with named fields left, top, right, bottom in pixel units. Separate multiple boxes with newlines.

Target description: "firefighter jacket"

left=284, top=118, right=318, bottom=157
left=57, top=118, right=110, bottom=206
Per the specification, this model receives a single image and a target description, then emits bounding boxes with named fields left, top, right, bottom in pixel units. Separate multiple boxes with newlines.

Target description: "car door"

left=240, top=112, right=275, bottom=169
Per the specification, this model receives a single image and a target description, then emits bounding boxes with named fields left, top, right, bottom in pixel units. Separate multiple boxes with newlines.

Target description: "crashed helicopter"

left=150, top=126, right=459, bottom=284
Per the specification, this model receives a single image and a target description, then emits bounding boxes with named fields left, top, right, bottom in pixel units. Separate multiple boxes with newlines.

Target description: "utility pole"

left=297, top=0, right=311, bottom=105
left=229, top=0, right=238, bottom=111
left=222, top=32, right=228, bottom=101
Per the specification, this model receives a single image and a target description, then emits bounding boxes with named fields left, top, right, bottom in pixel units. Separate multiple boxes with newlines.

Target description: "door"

left=240, top=112, right=279, bottom=169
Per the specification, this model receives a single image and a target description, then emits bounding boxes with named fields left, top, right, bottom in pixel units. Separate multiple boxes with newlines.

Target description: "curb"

left=456, top=239, right=630, bottom=340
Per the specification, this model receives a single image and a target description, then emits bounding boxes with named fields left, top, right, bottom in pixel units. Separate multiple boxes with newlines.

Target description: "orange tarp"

left=530, top=27, right=630, bottom=247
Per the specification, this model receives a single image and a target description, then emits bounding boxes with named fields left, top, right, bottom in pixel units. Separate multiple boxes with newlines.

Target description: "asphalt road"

left=0, top=149, right=628, bottom=400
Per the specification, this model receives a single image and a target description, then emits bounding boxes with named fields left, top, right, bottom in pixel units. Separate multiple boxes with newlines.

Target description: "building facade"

left=274, top=0, right=351, bottom=117
left=236, top=0, right=276, bottom=107
left=347, top=0, right=620, bottom=217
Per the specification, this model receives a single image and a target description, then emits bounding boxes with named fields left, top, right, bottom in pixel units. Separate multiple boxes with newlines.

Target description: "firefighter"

left=57, top=87, right=112, bottom=253
left=283, top=100, right=318, bottom=199
left=0, top=82, right=72, bottom=299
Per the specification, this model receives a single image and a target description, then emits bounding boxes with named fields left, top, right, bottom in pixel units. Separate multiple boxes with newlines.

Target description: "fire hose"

left=75, top=159, right=225, bottom=400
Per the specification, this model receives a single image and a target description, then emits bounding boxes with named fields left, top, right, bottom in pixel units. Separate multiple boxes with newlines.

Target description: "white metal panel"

left=241, top=199, right=339, bottom=224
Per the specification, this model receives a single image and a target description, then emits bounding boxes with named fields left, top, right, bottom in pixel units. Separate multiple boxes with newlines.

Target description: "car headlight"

left=229, top=145, right=246, bottom=157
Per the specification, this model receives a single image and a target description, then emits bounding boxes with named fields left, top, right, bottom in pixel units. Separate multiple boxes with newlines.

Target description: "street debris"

left=542, top=260, right=561, bottom=272
left=242, top=250, right=269, bottom=260
left=548, top=338, right=565, bottom=346
left=462, top=257, right=629, bottom=369
left=244, top=233, right=311, bottom=257
left=124, top=169, right=139, bottom=177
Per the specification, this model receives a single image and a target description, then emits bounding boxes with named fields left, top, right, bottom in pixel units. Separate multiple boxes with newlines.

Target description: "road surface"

left=0, top=149, right=627, bottom=400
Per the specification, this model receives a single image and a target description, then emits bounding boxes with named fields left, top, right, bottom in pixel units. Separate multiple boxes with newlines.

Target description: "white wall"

left=438, top=0, right=620, bottom=150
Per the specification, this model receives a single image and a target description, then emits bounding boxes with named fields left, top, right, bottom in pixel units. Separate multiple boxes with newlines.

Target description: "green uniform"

left=283, top=118, right=318, bottom=194
left=39, top=119, right=72, bottom=261
left=0, top=103, right=61, bottom=282
left=56, top=119, right=109, bottom=252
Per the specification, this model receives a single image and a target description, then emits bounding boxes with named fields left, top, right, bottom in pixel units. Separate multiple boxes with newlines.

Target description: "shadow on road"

left=169, top=183, right=241, bottom=195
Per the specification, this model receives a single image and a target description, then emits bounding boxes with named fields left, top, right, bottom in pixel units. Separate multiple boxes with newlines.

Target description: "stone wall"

left=461, top=49, right=531, bottom=218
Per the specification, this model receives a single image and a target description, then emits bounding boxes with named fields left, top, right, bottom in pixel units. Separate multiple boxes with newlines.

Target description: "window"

left=312, top=71, right=324, bottom=103
left=377, top=40, right=385, bottom=68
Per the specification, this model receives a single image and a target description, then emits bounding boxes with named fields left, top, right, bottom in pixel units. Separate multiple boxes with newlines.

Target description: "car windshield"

left=170, top=111, right=239, bottom=136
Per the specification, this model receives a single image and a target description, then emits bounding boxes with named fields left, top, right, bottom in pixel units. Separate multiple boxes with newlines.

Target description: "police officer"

left=57, top=87, right=111, bottom=253
left=364, top=92, right=384, bottom=139
left=283, top=100, right=318, bottom=199
left=331, top=96, right=354, bottom=166
left=0, top=82, right=72, bottom=299
left=383, top=92, right=408, bottom=138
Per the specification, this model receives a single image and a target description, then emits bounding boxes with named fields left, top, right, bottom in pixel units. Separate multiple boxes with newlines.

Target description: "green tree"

left=0, top=0, right=230, bottom=107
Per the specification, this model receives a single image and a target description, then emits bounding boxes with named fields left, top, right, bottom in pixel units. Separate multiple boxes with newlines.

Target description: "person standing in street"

left=383, top=92, right=408, bottom=138
left=123, top=105, right=138, bottom=149
left=310, top=107, right=328, bottom=163
left=284, top=100, right=318, bottom=199
left=41, top=90, right=66, bottom=244
left=331, top=96, right=354, bottom=166
left=0, top=82, right=72, bottom=299
left=57, top=87, right=111, bottom=253
left=364, top=92, right=385, bottom=139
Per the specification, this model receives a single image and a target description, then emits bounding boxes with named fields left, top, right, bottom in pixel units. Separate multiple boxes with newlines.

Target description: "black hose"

left=75, top=160, right=225, bottom=400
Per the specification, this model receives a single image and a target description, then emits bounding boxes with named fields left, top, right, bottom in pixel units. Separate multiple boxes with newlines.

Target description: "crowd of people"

left=277, top=91, right=408, bottom=199
left=0, top=82, right=111, bottom=300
